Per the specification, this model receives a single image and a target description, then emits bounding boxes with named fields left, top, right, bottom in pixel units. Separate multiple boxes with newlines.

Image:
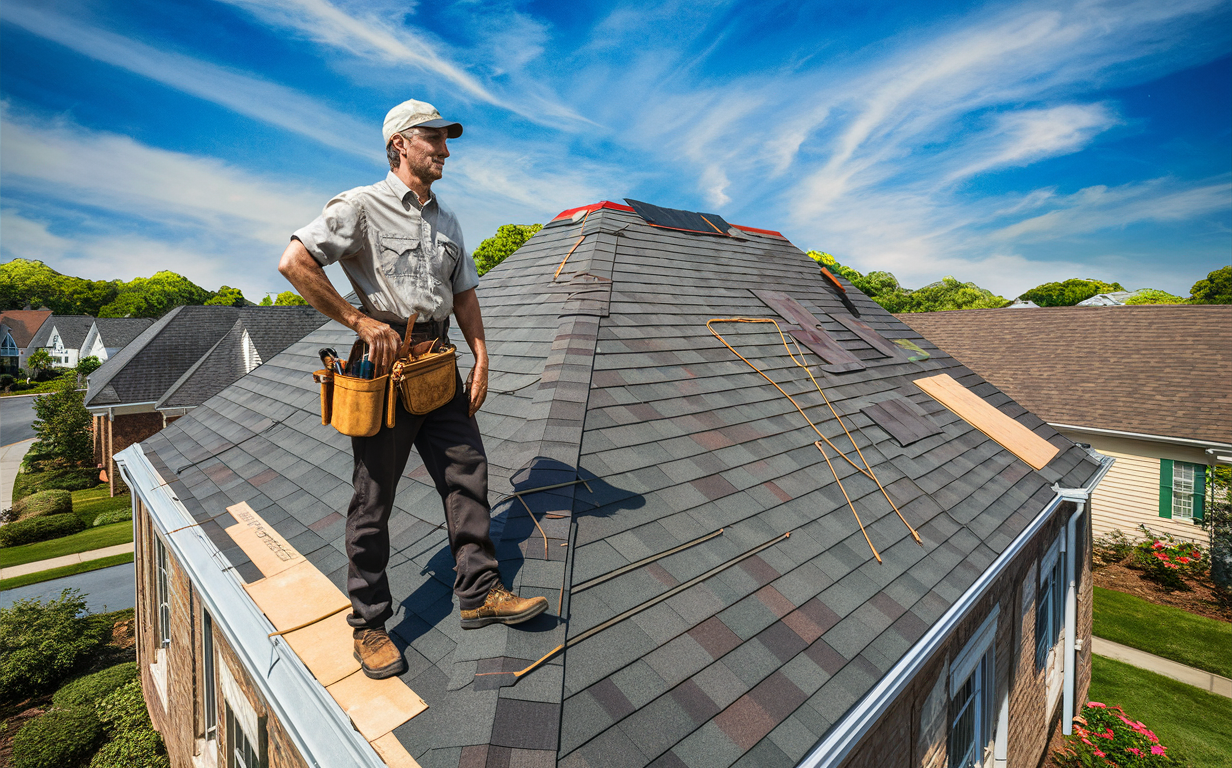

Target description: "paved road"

left=1, top=395, right=38, bottom=446
left=0, top=562, right=136, bottom=614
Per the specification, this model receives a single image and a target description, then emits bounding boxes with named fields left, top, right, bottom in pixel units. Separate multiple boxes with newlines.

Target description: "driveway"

left=0, top=562, right=135, bottom=614
left=1, top=395, right=38, bottom=446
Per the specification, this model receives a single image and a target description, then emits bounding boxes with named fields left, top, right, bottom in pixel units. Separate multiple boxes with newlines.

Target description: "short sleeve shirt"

left=292, top=172, right=479, bottom=323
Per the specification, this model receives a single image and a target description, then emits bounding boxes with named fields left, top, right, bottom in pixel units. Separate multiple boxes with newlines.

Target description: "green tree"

left=273, top=291, right=308, bottom=306
left=891, top=277, right=1009, bottom=312
left=28, top=378, right=93, bottom=468
left=259, top=294, right=274, bottom=306
left=0, top=590, right=107, bottom=703
left=1124, top=288, right=1185, bottom=305
left=0, top=259, right=118, bottom=315
left=1189, top=265, right=1232, bottom=304
left=1019, top=278, right=1125, bottom=307
left=204, top=285, right=246, bottom=307
left=76, top=356, right=103, bottom=378
left=474, top=224, right=544, bottom=276
left=27, top=348, right=53, bottom=376
left=98, top=271, right=212, bottom=318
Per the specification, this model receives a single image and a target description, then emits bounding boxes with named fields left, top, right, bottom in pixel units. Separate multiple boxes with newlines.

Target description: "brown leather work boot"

left=352, top=628, right=407, bottom=679
left=460, top=584, right=549, bottom=629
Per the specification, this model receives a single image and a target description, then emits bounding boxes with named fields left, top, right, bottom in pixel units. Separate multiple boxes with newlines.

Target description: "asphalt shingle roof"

left=139, top=204, right=1101, bottom=768
left=0, top=310, right=52, bottom=348
left=92, top=317, right=156, bottom=350
left=896, top=306, right=1232, bottom=445
left=34, top=315, right=96, bottom=350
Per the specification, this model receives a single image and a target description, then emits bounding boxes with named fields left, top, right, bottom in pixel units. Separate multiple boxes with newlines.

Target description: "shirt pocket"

left=377, top=233, right=421, bottom=276
left=436, top=233, right=461, bottom=276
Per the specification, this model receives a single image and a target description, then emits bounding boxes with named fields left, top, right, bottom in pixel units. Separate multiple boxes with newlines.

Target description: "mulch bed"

left=1093, top=558, right=1231, bottom=623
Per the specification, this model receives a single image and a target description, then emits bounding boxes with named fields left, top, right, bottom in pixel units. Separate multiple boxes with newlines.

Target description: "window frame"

left=948, top=606, right=999, bottom=768
left=156, top=537, right=171, bottom=647
left=1159, top=460, right=1207, bottom=522
left=225, top=702, right=259, bottom=768
left=1035, top=537, right=1063, bottom=671
left=203, top=609, right=218, bottom=742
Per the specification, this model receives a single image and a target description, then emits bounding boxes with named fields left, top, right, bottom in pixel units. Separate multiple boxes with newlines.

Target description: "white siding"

left=1058, top=431, right=1208, bottom=543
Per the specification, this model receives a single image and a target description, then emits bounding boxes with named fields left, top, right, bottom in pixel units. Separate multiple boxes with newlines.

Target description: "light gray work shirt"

left=292, top=172, right=479, bottom=324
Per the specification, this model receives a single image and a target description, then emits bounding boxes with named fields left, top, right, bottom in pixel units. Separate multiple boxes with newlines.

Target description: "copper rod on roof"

left=815, top=441, right=880, bottom=563
left=266, top=604, right=351, bottom=638
left=553, top=209, right=590, bottom=281
left=571, top=527, right=725, bottom=594
left=476, top=531, right=792, bottom=684
left=516, top=494, right=550, bottom=559
left=699, top=214, right=728, bottom=236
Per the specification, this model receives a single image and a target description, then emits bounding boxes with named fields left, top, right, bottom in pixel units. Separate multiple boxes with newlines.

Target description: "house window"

left=949, top=608, right=999, bottom=768
left=1035, top=539, right=1063, bottom=671
left=156, top=538, right=171, bottom=647
left=203, top=610, right=218, bottom=741
left=225, top=703, right=260, bottom=768
left=1158, top=460, right=1207, bottom=522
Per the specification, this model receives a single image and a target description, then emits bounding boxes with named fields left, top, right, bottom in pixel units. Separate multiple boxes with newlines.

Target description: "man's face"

left=397, top=127, right=450, bottom=182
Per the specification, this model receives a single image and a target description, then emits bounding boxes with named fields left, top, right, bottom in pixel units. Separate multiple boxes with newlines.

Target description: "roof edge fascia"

left=114, top=442, right=387, bottom=768
left=87, top=401, right=158, bottom=417
left=1049, top=423, right=1232, bottom=451
left=797, top=451, right=1115, bottom=768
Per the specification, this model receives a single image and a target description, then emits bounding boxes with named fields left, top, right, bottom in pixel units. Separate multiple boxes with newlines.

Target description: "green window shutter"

left=1158, top=459, right=1174, bottom=519
left=1193, top=464, right=1207, bottom=522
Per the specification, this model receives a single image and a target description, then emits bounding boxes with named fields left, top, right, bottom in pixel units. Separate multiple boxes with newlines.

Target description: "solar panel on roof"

left=624, top=198, right=732, bottom=235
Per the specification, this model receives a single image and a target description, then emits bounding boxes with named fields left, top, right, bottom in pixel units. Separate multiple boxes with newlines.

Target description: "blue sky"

left=1, top=0, right=1229, bottom=302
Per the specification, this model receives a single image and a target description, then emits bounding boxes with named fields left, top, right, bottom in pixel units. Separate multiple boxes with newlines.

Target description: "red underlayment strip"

left=549, top=200, right=786, bottom=238
left=223, top=502, right=426, bottom=768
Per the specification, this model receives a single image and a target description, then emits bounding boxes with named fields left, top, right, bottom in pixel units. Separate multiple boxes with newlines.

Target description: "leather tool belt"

left=313, top=313, right=457, bottom=438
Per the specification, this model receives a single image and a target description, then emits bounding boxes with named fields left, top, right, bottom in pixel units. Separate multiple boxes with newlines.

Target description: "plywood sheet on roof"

left=224, top=502, right=303, bottom=577
left=914, top=373, right=1059, bottom=470
left=372, top=733, right=424, bottom=768
left=242, top=560, right=351, bottom=632
left=327, top=669, right=429, bottom=741
left=282, top=610, right=361, bottom=686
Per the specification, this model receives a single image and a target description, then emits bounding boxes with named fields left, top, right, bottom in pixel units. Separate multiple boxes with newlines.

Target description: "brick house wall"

left=134, top=500, right=310, bottom=768
left=99, top=412, right=163, bottom=496
left=842, top=501, right=1093, bottom=768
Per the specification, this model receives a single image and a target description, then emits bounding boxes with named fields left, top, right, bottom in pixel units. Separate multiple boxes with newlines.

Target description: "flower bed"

left=1054, top=703, right=1181, bottom=766
left=1132, top=528, right=1205, bottom=592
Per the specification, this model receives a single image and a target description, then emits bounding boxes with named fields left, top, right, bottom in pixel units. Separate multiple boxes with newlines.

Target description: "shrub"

left=11, top=466, right=99, bottom=498
left=0, top=513, right=86, bottom=547
left=0, top=373, right=15, bottom=389
left=11, top=706, right=105, bottom=768
left=0, top=589, right=107, bottom=703
left=1053, top=702, right=1181, bottom=766
left=89, top=679, right=169, bottom=768
left=93, top=509, right=133, bottom=527
left=1130, top=526, right=1205, bottom=591
left=52, top=662, right=139, bottom=711
left=1093, top=529, right=1135, bottom=566
left=12, top=489, right=73, bottom=519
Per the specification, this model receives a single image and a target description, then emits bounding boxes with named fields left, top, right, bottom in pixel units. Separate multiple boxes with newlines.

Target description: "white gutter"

left=797, top=452, right=1114, bottom=768
left=1059, top=488, right=1088, bottom=737
left=115, top=443, right=387, bottom=768
left=1050, top=423, right=1232, bottom=451
left=87, top=400, right=158, bottom=418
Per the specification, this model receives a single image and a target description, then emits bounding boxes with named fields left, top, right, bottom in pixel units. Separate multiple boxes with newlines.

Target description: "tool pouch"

left=391, top=341, right=457, bottom=421
left=316, top=338, right=389, bottom=438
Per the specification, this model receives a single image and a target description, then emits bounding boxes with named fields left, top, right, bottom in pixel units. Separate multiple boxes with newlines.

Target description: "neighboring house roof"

left=92, top=317, right=156, bottom=350
left=896, top=306, right=1232, bottom=446
left=85, top=306, right=243, bottom=408
left=1076, top=291, right=1135, bottom=307
left=133, top=203, right=1101, bottom=768
left=157, top=307, right=327, bottom=410
left=28, top=315, right=95, bottom=351
left=0, top=310, right=52, bottom=348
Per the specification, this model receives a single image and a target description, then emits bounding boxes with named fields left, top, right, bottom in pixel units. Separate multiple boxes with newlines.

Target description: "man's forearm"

left=278, top=240, right=364, bottom=330
left=452, top=288, right=487, bottom=363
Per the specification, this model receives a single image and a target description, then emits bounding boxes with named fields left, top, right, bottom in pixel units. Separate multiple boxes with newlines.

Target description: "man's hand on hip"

left=354, top=316, right=402, bottom=375
left=466, top=358, right=488, bottom=417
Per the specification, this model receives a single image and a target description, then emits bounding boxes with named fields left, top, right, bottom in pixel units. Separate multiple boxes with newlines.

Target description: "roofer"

left=278, top=99, right=548, bottom=680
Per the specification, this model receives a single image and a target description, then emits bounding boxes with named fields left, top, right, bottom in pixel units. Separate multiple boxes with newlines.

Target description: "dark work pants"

left=345, top=364, right=500, bottom=630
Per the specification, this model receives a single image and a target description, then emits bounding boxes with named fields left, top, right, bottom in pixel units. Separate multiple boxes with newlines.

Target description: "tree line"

left=0, top=259, right=305, bottom=318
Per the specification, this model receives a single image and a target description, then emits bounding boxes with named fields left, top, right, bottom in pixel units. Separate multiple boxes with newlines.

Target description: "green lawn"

left=0, top=380, right=82, bottom=397
left=0, top=553, right=134, bottom=591
left=1093, top=586, right=1232, bottom=678
left=70, top=486, right=132, bottom=527
left=0, top=522, right=133, bottom=569
left=1089, top=655, right=1232, bottom=768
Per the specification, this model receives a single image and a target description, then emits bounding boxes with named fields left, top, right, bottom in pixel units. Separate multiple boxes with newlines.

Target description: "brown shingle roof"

left=0, top=310, right=52, bottom=347
left=896, top=305, right=1232, bottom=445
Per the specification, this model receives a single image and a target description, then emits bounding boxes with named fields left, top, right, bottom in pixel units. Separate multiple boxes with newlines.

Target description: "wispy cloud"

left=0, top=0, right=378, bottom=158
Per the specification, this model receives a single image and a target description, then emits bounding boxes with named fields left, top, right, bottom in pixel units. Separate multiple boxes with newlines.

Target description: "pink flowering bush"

left=1132, top=526, right=1205, bottom=591
left=1053, top=703, right=1183, bottom=767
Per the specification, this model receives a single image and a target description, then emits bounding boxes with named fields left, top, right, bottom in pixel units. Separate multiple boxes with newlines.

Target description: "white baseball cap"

left=382, top=99, right=463, bottom=145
